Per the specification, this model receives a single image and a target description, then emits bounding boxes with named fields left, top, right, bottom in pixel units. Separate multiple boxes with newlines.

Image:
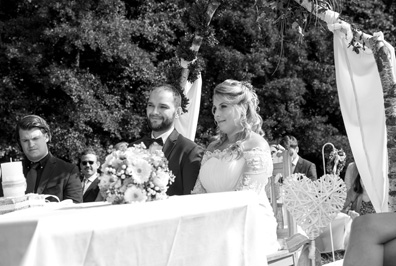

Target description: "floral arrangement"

left=97, top=143, right=175, bottom=204
left=326, top=148, right=346, bottom=176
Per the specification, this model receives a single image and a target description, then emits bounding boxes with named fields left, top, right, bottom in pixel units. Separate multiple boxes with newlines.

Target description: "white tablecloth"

left=0, top=191, right=270, bottom=266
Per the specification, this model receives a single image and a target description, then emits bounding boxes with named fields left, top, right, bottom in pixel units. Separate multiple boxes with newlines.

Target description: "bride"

left=192, top=79, right=279, bottom=255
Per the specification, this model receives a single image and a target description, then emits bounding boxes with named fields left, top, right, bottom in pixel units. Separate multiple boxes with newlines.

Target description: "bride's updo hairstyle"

left=213, top=79, right=264, bottom=148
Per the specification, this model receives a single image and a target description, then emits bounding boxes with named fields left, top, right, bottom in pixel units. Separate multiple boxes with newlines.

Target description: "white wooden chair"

left=267, top=151, right=298, bottom=266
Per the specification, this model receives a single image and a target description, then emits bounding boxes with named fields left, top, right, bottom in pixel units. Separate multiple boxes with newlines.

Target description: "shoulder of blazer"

left=174, top=131, right=201, bottom=150
left=92, top=177, right=100, bottom=186
left=167, top=129, right=180, bottom=143
left=47, top=153, right=57, bottom=164
left=299, top=157, right=313, bottom=167
left=48, top=153, right=77, bottom=172
left=297, top=156, right=305, bottom=166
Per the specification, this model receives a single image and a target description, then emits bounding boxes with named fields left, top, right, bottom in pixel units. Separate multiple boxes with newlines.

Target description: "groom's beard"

left=147, top=114, right=174, bottom=133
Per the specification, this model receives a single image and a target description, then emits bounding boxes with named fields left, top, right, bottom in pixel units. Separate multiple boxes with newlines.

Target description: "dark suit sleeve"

left=64, top=165, right=83, bottom=203
left=181, top=145, right=204, bottom=195
left=307, top=163, right=318, bottom=181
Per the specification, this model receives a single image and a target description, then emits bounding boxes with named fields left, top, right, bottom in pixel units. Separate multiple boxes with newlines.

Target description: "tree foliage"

left=0, top=0, right=395, bottom=174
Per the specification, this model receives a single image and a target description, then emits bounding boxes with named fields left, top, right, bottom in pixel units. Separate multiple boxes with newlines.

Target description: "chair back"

left=269, top=150, right=296, bottom=239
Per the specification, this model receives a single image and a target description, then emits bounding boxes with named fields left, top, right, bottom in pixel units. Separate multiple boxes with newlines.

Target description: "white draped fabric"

left=174, top=75, right=202, bottom=141
left=331, top=27, right=395, bottom=212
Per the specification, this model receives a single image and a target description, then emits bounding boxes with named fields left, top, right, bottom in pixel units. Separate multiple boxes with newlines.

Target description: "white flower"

left=152, top=170, right=170, bottom=190
left=151, top=154, right=163, bottom=167
left=154, top=193, right=168, bottom=201
left=98, top=174, right=118, bottom=191
left=114, top=178, right=123, bottom=189
left=125, top=167, right=133, bottom=176
left=131, top=159, right=152, bottom=184
left=106, top=193, right=117, bottom=203
left=286, top=173, right=307, bottom=182
left=148, top=142, right=163, bottom=153
left=124, top=186, right=147, bottom=203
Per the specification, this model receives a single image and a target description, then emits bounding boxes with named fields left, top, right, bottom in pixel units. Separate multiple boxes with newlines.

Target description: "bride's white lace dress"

left=192, top=142, right=280, bottom=255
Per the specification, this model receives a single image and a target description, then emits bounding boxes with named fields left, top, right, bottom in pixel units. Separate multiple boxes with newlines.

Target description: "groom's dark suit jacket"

left=294, top=156, right=317, bottom=181
left=133, top=129, right=204, bottom=196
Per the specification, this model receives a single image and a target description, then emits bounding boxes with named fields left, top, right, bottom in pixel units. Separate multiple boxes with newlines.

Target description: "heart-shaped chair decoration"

left=282, top=173, right=347, bottom=240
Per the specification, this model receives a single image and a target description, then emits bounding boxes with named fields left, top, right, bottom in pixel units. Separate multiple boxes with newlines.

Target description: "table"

left=0, top=191, right=270, bottom=266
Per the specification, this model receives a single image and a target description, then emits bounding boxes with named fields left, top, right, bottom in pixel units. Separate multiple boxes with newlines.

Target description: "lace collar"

left=202, top=141, right=243, bottom=164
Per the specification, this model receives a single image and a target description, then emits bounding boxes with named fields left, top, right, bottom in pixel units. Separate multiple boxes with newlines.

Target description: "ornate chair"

left=267, top=150, right=298, bottom=266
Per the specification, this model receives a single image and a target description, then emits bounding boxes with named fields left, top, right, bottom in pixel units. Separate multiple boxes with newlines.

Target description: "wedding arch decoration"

left=157, top=0, right=396, bottom=212
left=273, top=0, right=395, bottom=212
left=288, top=0, right=395, bottom=213
left=251, top=0, right=395, bottom=212
left=169, top=0, right=222, bottom=140
left=178, top=0, right=395, bottom=211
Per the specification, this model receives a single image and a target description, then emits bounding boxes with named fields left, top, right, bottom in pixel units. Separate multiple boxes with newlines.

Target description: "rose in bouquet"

left=98, top=143, right=175, bottom=204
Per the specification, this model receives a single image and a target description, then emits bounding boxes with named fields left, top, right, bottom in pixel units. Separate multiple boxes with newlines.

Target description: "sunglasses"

left=82, top=161, right=95, bottom=166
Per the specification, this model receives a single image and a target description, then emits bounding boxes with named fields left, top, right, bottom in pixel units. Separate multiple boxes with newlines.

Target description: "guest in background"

left=342, top=162, right=375, bottom=218
left=79, top=148, right=101, bottom=203
left=0, top=115, right=82, bottom=202
left=270, top=143, right=284, bottom=163
left=343, top=212, right=396, bottom=266
left=280, top=135, right=317, bottom=181
left=132, top=84, right=204, bottom=196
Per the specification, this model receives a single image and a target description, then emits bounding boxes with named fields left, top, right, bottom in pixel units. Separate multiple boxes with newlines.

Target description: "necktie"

left=291, top=163, right=296, bottom=174
left=26, top=162, right=40, bottom=193
left=82, top=178, right=89, bottom=194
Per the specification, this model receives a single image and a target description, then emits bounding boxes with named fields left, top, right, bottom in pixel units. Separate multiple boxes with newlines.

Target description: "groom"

left=132, top=84, right=204, bottom=196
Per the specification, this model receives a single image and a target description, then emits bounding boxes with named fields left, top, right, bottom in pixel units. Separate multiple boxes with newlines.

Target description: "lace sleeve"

left=235, top=148, right=273, bottom=194
left=191, top=177, right=207, bottom=194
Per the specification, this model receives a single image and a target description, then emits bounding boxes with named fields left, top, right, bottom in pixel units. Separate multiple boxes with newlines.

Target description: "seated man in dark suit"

left=0, top=115, right=82, bottom=202
left=79, top=148, right=101, bottom=202
left=132, top=84, right=204, bottom=196
left=280, top=135, right=317, bottom=181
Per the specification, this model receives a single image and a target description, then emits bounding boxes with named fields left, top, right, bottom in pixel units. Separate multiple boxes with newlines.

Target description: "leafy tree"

left=0, top=0, right=394, bottom=176
left=0, top=0, right=179, bottom=162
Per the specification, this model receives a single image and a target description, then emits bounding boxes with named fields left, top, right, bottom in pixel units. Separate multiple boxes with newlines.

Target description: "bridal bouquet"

left=98, top=143, right=175, bottom=204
